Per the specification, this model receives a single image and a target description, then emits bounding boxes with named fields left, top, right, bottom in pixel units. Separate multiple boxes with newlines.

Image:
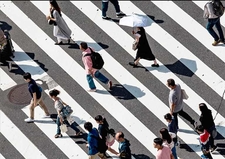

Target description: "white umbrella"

left=119, top=13, right=151, bottom=27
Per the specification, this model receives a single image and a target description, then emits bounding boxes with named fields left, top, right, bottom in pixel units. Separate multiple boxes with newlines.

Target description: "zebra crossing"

left=0, top=1, right=225, bottom=159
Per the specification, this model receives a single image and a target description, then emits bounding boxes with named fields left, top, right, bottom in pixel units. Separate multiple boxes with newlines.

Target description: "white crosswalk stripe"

left=0, top=1, right=225, bottom=159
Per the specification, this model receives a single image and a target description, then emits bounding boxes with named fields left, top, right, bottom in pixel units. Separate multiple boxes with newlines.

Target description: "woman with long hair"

left=49, top=89, right=81, bottom=138
left=199, top=103, right=217, bottom=152
left=46, top=0, right=72, bottom=45
left=95, top=115, right=118, bottom=155
left=159, top=128, right=177, bottom=159
left=129, top=27, right=159, bottom=68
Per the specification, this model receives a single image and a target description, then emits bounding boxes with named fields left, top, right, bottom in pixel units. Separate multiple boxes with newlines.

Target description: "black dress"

left=135, top=28, right=155, bottom=61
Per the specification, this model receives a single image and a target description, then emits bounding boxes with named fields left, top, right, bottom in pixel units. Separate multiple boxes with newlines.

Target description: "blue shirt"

left=168, top=117, right=178, bottom=134
left=87, top=128, right=99, bottom=155
left=28, top=79, right=41, bottom=99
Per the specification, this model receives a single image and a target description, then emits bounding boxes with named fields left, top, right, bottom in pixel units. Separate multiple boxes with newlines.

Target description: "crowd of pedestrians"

left=1, top=0, right=224, bottom=158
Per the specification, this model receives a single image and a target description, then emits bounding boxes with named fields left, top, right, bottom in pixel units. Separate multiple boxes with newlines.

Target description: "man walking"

left=102, top=0, right=126, bottom=20
left=23, top=72, right=50, bottom=123
left=203, top=0, right=225, bottom=46
left=84, top=122, right=107, bottom=159
left=167, top=78, right=197, bottom=129
left=115, top=131, right=131, bottom=159
left=80, top=42, right=112, bottom=92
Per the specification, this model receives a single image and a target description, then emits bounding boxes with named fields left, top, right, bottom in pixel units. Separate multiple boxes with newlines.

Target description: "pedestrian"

left=49, top=89, right=81, bottom=138
left=23, top=72, right=50, bottom=123
left=203, top=0, right=225, bottom=46
left=95, top=115, right=117, bottom=154
left=0, top=28, right=13, bottom=71
left=164, top=113, right=179, bottom=146
left=84, top=122, right=107, bottom=159
left=102, top=0, right=126, bottom=20
left=46, top=0, right=72, bottom=45
left=199, top=103, right=217, bottom=152
left=167, top=78, right=197, bottom=129
left=79, top=42, right=112, bottom=92
left=153, top=137, right=174, bottom=159
left=159, top=128, right=177, bottom=159
left=129, top=27, right=159, bottom=68
left=196, top=125, right=213, bottom=159
left=115, top=131, right=131, bottom=159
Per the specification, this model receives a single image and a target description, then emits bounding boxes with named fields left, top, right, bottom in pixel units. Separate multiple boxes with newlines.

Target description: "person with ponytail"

left=159, top=128, right=177, bottom=159
left=49, top=89, right=81, bottom=138
left=95, top=115, right=118, bottom=155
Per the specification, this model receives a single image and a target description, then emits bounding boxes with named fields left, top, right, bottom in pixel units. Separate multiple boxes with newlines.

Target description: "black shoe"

left=129, top=62, right=138, bottom=68
left=55, top=41, right=63, bottom=45
left=211, top=145, right=218, bottom=152
left=54, top=134, right=63, bottom=138
left=102, top=16, right=111, bottom=20
left=116, top=13, right=126, bottom=18
left=151, top=64, right=159, bottom=67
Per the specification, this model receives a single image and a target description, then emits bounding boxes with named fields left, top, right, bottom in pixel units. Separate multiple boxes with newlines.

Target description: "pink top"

left=82, top=47, right=97, bottom=75
left=156, top=145, right=172, bottom=159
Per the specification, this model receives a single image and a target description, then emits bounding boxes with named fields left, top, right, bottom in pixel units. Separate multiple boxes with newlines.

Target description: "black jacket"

left=199, top=109, right=215, bottom=130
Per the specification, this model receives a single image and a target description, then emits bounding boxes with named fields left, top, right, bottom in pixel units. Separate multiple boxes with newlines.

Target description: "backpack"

left=84, top=47, right=104, bottom=69
left=212, top=1, right=224, bottom=17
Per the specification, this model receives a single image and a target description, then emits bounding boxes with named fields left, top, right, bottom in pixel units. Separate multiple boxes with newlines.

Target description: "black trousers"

left=173, top=109, right=194, bottom=129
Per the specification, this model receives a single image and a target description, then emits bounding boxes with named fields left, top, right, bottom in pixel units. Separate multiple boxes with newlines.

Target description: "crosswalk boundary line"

left=0, top=67, right=17, bottom=91
left=0, top=110, right=47, bottom=159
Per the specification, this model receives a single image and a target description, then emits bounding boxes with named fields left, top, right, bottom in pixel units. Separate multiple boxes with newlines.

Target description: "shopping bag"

left=182, top=89, right=189, bottom=100
left=60, top=124, right=68, bottom=133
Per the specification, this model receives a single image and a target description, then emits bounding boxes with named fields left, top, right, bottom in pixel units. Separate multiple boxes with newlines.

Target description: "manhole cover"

left=8, top=83, right=31, bottom=105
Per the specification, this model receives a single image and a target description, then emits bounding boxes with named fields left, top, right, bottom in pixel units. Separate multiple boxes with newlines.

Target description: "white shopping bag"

left=60, top=124, right=68, bottom=133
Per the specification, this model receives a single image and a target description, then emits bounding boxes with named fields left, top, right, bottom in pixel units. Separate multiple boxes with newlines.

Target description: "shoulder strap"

left=84, top=53, right=91, bottom=57
left=89, top=47, right=94, bottom=53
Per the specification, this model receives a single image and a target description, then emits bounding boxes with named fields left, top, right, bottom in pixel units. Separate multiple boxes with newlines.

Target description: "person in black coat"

left=199, top=103, right=217, bottom=152
left=129, top=27, right=159, bottom=68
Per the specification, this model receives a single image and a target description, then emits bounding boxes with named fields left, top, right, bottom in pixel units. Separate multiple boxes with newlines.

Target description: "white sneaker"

left=24, top=118, right=34, bottom=123
left=42, top=115, right=50, bottom=118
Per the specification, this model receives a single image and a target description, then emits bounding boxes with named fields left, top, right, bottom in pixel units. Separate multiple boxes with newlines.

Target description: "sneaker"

left=210, top=145, right=218, bottom=152
left=116, top=12, right=126, bottom=18
left=24, top=118, right=34, bottom=123
left=151, top=64, right=159, bottom=67
left=102, top=16, right=111, bottom=20
left=108, top=81, right=112, bottom=90
left=42, top=115, right=51, bottom=118
left=220, top=40, right=225, bottom=44
left=212, top=40, right=221, bottom=46
left=88, top=89, right=97, bottom=92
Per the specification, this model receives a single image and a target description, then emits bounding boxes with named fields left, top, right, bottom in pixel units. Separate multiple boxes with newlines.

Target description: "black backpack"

left=84, top=47, right=104, bottom=69
left=212, top=1, right=224, bottom=17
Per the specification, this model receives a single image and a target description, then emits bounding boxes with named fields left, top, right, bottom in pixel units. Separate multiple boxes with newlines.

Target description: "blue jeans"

left=171, top=146, right=178, bottom=159
left=56, top=116, right=80, bottom=135
left=206, top=18, right=224, bottom=41
left=86, top=70, right=109, bottom=89
left=102, top=0, right=121, bottom=17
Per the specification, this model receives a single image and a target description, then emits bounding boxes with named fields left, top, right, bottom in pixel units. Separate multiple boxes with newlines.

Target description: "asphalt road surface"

left=0, top=1, right=225, bottom=159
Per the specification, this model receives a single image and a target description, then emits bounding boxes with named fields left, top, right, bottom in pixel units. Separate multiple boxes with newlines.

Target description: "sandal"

left=54, top=134, right=63, bottom=138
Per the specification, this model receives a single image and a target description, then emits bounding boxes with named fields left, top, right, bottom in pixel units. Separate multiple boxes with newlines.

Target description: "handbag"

left=132, top=40, right=138, bottom=51
left=106, top=134, right=115, bottom=146
left=60, top=105, right=73, bottom=118
left=60, top=124, right=68, bottom=133
left=181, top=89, right=189, bottom=100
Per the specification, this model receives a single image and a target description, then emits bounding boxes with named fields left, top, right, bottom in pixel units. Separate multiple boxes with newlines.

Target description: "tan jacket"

left=203, top=2, right=219, bottom=19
